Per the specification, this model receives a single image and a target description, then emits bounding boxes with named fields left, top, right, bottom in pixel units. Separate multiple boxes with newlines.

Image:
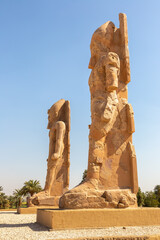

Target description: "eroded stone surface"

left=30, top=99, right=70, bottom=206
left=59, top=13, right=138, bottom=209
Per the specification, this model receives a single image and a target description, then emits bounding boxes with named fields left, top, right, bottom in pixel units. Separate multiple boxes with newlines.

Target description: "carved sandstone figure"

left=30, top=99, right=70, bottom=206
left=59, top=13, right=138, bottom=209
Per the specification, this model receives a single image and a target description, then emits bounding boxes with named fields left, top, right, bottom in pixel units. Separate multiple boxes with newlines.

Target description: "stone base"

left=37, top=208, right=160, bottom=230
left=17, top=206, right=58, bottom=214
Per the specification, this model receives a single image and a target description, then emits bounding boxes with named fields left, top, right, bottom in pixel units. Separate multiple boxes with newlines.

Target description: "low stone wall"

left=0, top=209, right=16, bottom=211
left=17, top=206, right=58, bottom=214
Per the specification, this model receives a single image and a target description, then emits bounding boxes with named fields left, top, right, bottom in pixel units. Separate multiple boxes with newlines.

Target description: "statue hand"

left=51, top=153, right=60, bottom=161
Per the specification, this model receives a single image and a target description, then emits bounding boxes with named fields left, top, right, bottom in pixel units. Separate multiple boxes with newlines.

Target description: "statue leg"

left=44, top=161, right=57, bottom=195
left=51, top=121, right=65, bottom=160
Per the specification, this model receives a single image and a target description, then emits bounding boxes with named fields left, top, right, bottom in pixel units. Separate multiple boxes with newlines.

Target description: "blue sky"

left=0, top=0, right=160, bottom=195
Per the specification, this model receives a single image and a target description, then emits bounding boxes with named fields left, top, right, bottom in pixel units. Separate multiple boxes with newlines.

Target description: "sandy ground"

left=0, top=211, right=160, bottom=240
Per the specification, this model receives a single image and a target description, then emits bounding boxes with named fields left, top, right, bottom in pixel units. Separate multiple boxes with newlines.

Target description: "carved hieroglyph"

left=30, top=99, right=70, bottom=206
left=59, top=13, right=138, bottom=209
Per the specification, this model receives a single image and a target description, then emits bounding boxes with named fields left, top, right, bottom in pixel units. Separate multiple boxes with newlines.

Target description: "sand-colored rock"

left=59, top=13, right=138, bottom=209
left=30, top=99, right=70, bottom=206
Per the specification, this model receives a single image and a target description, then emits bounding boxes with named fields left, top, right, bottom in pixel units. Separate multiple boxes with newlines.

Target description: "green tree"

left=81, top=169, right=87, bottom=183
left=8, top=195, right=16, bottom=208
left=137, top=187, right=145, bottom=207
left=4, top=199, right=10, bottom=209
left=154, top=185, right=160, bottom=207
left=0, top=192, right=7, bottom=209
left=21, top=180, right=42, bottom=197
left=0, top=186, right=3, bottom=192
left=144, top=191, right=159, bottom=207
left=13, top=189, right=23, bottom=208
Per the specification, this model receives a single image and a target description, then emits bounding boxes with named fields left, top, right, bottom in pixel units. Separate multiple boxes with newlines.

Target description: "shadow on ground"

left=0, top=212, right=16, bottom=214
left=0, top=222, right=49, bottom=232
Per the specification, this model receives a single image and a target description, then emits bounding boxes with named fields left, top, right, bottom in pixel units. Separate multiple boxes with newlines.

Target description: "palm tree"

left=0, top=187, right=7, bottom=209
left=8, top=195, right=17, bottom=209
left=21, top=180, right=42, bottom=197
left=13, top=189, right=23, bottom=208
left=0, top=192, right=7, bottom=209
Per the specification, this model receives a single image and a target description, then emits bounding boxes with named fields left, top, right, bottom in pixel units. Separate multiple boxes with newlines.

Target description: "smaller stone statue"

left=30, top=99, right=70, bottom=206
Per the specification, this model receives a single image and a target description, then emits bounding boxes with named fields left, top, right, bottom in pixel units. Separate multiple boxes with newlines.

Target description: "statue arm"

left=51, top=121, right=66, bottom=160
left=127, top=103, right=135, bottom=133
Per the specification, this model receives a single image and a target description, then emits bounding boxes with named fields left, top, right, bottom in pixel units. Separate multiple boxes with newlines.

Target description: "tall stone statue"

left=59, top=13, right=138, bottom=209
left=30, top=99, right=70, bottom=206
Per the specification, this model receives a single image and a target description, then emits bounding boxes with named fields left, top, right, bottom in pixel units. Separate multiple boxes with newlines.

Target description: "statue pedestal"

left=18, top=196, right=60, bottom=214
left=37, top=208, right=160, bottom=230
left=17, top=205, right=59, bottom=214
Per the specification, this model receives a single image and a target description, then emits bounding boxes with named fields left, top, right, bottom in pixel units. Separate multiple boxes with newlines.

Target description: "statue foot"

left=59, top=179, right=102, bottom=209
left=59, top=180, right=137, bottom=209
left=29, top=190, right=50, bottom=206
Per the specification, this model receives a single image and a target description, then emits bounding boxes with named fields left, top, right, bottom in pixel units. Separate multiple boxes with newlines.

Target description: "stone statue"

left=59, top=13, right=138, bottom=209
left=30, top=99, right=70, bottom=206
